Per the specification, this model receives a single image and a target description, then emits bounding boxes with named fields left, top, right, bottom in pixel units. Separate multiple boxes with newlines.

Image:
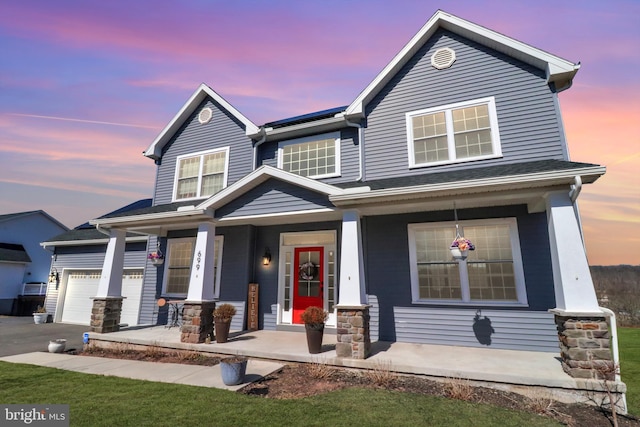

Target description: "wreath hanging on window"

left=299, top=261, right=317, bottom=281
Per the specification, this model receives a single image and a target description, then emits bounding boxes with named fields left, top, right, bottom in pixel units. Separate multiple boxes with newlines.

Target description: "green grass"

left=619, top=327, right=640, bottom=415
left=0, top=362, right=558, bottom=427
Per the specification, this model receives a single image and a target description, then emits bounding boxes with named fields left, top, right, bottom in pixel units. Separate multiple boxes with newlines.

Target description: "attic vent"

left=198, top=107, right=213, bottom=124
left=431, top=47, right=456, bottom=70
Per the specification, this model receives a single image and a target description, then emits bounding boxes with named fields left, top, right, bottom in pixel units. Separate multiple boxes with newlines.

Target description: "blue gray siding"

left=258, top=127, right=360, bottom=184
left=154, top=98, right=253, bottom=206
left=363, top=29, right=567, bottom=181
left=215, top=180, right=334, bottom=219
left=363, top=205, right=557, bottom=351
left=46, top=242, right=147, bottom=319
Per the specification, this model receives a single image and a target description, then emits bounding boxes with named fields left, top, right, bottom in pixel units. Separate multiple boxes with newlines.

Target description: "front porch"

left=85, top=325, right=626, bottom=407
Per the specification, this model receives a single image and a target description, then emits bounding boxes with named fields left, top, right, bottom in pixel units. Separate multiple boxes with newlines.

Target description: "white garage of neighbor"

left=59, top=269, right=143, bottom=326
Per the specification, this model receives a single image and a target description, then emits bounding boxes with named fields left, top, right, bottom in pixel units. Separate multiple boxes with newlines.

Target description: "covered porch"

left=84, top=325, right=625, bottom=407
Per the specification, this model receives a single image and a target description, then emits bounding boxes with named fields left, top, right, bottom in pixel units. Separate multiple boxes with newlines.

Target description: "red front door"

left=292, top=247, right=324, bottom=324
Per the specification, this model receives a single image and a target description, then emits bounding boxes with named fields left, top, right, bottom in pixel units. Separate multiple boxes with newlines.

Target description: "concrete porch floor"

left=86, top=325, right=624, bottom=404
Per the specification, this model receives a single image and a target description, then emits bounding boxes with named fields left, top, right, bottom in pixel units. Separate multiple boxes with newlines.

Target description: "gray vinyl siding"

left=257, top=127, right=360, bottom=184
left=215, top=180, right=334, bottom=219
left=363, top=29, right=567, bottom=181
left=362, top=205, right=557, bottom=351
left=45, top=242, right=147, bottom=319
left=153, top=98, right=253, bottom=206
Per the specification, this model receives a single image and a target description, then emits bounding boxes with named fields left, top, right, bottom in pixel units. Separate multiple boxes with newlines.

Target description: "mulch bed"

left=79, top=346, right=639, bottom=426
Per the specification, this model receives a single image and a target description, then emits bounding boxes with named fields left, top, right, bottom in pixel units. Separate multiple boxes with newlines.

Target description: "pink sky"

left=0, top=1, right=638, bottom=265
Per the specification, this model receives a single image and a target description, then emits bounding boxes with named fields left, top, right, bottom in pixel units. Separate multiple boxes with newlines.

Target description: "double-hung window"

left=163, top=236, right=224, bottom=297
left=277, top=132, right=340, bottom=179
left=406, top=97, right=501, bottom=167
left=408, top=218, right=527, bottom=306
left=174, top=148, right=229, bottom=201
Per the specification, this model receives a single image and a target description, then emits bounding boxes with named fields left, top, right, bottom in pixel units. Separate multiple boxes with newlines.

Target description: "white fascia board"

left=89, top=208, right=212, bottom=228
left=40, top=236, right=149, bottom=248
left=197, top=165, right=346, bottom=210
left=263, top=115, right=346, bottom=141
left=345, top=10, right=579, bottom=117
left=144, top=84, right=259, bottom=160
left=330, top=166, right=605, bottom=205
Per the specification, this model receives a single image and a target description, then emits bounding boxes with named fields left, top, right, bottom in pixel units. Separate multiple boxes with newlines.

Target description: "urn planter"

left=305, top=323, right=324, bottom=354
left=215, top=320, right=231, bottom=343
left=33, top=312, right=48, bottom=324
left=220, top=356, right=247, bottom=385
left=48, top=339, right=66, bottom=353
left=449, top=247, right=469, bottom=260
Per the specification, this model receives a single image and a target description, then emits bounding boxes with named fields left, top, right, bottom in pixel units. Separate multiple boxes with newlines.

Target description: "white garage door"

left=61, top=270, right=143, bottom=326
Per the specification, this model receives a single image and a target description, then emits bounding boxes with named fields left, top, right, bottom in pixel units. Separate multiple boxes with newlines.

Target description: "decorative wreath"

left=299, top=261, right=317, bottom=281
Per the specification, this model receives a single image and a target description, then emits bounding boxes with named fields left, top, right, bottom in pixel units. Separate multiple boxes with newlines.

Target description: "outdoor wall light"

left=262, top=248, right=271, bottom=266
left=49, top=268, right=60, bottom=289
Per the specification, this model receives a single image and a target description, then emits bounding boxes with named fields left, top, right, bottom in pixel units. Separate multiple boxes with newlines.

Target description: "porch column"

left=182, top=222, right=216, bottom=343
left=91, top=228, right=126, bottom=333
left=336, top=209, right=371, bottom=359
left=545, top=191, right=600, bottom=314
left=546, top=191, right=615, bottom=382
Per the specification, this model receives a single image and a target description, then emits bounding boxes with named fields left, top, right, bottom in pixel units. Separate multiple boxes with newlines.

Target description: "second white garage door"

left=61, top=270, right=144, bottom=326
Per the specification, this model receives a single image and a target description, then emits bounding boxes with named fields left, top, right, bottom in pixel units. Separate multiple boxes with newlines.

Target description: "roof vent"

left=431, top=47, right=456, bottom=70
left=198, top=107, right=213, bottom=124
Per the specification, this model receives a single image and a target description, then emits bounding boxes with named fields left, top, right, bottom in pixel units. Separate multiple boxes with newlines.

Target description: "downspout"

left=252, top=129, right=267, bottom=171
left=344, top=118, right=364, bottom=181
left=569, top=175, right=586, bottom=245
left=600, top=306, right=627, bottom=413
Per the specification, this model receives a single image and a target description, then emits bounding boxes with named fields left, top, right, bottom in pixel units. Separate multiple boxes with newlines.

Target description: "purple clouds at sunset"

left=0, top=0, right=638, bottom=265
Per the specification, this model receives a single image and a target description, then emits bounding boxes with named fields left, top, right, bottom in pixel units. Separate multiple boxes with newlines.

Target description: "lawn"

left=0, top=362, right=559, bottom=427
left=619, top=327, right=640, bottom=415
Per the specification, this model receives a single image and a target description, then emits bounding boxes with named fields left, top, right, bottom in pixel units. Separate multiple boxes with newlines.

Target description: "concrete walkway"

left=0, top=351, right=284, bottom=391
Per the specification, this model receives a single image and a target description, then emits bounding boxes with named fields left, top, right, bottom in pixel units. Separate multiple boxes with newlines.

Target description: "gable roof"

left=143, top=84, right=260, bottom=161
left=0, top=242, right=31, bottom=263
left=345, top=9, right=580, bottom=118
left=0, top=210, right=68, bottom=231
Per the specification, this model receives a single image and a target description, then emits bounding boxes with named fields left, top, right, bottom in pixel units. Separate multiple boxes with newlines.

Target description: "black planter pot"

left=215, top=320, right=231, bottom=343
left=305, top=323, right=324, bottom=354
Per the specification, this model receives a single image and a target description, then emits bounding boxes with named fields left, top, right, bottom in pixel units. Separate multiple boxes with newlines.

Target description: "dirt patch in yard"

left=79, top=346, right=638, bottom=427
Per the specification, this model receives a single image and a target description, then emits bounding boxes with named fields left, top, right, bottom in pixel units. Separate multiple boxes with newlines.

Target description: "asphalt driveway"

left=0, top=316, right=88, bottom=357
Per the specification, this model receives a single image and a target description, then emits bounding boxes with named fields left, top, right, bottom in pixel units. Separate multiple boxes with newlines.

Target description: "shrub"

left=214, top=303, right=236, bottom=321
left=301, top=306, right=328, bottom=325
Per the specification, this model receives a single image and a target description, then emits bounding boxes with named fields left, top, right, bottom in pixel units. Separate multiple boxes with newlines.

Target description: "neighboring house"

left=43, top=11, right=609, bottom=376
left=0, top=210, right=68, bottom=315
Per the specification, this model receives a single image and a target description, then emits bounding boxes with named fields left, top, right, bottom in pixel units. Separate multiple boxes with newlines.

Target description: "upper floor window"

left=407, top=218, right=527, bottom=306
left=277, top=133, right=340, bottom=179
left=174, top=148, right=229, bottom=201
left=406, top=97, right=502, bottom=168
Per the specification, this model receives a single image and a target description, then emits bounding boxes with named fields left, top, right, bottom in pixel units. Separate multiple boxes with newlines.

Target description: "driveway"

left=0, top=316, right=89, bottom=356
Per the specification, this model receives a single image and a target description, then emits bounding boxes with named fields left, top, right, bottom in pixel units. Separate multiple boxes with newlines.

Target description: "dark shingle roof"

left=0, top=243, right=31, bottom=263
left=264, top=106, right=347, bottom=129
left=334, top=160, right=601, bottom=190
left=46, top=199, right=153, bottom=243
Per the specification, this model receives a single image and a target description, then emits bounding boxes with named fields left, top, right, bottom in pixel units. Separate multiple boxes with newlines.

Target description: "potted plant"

left=450, top=235, right=475, bottom=260
left=213, top=303, right=236, bottom=343
left=301, top=306, right=328, bottom=354
left=148, top=250, right=164, bottom=266
left=220, top=355, right=248, bottom=385
left=33, top=305, right=48, bottom=324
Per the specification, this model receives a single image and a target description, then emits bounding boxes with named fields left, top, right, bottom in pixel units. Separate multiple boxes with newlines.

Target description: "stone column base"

left=181, top=301, right=215, bottom=343
left=91, top=297, right=123, bottom=333
left=554, top=313, right=614, bottom=380
left=336, top=306, right=371, bottom=359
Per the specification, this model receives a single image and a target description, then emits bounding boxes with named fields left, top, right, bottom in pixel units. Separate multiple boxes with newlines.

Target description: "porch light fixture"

left=262, top=248, right=271, bottom=266
left=49, top=268, right=59, bottom=289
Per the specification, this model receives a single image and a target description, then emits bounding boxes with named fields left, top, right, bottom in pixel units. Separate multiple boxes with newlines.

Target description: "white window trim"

left=407, top=218, right=528, bottom=307
left=162, top=235, right=224, bottom=298
left=406, top=97, right=502, bottom=168
left=276, top=132, right=341, bottom=179
left=172, top=147, right=230, bottom=202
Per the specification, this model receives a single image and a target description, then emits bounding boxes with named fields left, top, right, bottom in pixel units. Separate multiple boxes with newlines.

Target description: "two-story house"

left=43, top=11, right=610, bottom=377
